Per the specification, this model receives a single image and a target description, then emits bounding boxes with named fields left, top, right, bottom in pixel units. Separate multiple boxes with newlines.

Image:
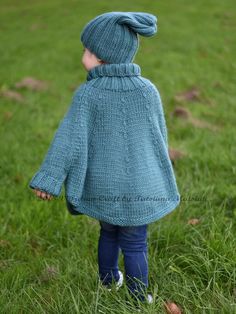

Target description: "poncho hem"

left=66, top=193, right=181, bottom=226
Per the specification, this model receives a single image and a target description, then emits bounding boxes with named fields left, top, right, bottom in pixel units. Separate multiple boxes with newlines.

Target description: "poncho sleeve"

left=29, top=86, right=84, bottom=196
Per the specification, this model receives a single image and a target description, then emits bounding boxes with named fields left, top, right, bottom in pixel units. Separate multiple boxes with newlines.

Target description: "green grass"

left=0, top=0, right=236, bottom=313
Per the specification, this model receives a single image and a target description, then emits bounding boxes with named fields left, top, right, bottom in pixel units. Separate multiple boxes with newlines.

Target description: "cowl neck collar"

left=86, top=63, right=141, bottom=81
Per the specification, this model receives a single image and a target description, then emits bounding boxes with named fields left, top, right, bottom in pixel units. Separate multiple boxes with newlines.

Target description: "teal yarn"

left=29, top=62, right=181, bottom=226
left=80, top=11, right=157, bottom=63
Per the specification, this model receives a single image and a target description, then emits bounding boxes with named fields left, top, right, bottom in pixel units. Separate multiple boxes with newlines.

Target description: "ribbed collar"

left=86, top=63, right=141, bottom=81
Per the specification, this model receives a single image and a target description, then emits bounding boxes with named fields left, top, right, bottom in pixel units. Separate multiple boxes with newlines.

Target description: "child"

left=29, top=12, right=181, bottom=305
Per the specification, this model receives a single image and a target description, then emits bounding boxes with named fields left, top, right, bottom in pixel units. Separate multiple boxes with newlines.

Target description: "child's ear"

left=98, top=59, right=107, bottom=64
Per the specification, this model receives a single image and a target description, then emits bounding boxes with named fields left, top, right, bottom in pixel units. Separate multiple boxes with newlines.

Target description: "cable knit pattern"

left=29, top=63, right=180, bottom=226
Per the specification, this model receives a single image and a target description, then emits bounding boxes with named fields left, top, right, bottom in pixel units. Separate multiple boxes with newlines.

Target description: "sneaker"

left=147, top=294, right=153, bottom=303
left=106, top=270, right=124, bottom=291
left=136, top=294, right=153, bottom=312
left=115, top=270, right=124, bottom=290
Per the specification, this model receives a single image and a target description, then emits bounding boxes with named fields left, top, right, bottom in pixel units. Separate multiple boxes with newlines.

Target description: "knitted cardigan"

left=29, top=62, right=180, bottom=226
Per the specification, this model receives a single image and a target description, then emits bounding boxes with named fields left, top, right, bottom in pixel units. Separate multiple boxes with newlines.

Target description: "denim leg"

left=98, top=221, right=120, bottom=287
left=118, top=224, right=148, bottom=301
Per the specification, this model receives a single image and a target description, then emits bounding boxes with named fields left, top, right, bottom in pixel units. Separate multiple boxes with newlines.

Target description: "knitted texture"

left=80, top=12, right=157, bottom=63
left=29, top=63, right=180, bottom=226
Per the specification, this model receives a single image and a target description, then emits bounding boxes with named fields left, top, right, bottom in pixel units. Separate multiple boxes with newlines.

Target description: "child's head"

left=80, top=12, right=157, bottom=66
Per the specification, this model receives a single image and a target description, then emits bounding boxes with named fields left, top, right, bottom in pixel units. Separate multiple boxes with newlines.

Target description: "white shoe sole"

left=104, top=270, right=124, bottom=291
left=136, top=294, right=153, bottom=312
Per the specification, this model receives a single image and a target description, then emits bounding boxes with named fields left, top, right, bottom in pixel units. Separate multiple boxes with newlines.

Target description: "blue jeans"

left=98, top=220, right=148, bottom=301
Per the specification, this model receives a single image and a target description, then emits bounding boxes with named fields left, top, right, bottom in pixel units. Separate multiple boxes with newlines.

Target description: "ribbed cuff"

left=29, top=170, right=64, bottom=197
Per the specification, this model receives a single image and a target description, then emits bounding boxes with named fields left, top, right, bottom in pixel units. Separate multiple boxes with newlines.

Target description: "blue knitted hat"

left=80, top=11, right=157, bottom=64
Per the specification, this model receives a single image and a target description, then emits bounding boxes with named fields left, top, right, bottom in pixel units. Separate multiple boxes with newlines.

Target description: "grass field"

left=0, top=0, right=236, bottom=313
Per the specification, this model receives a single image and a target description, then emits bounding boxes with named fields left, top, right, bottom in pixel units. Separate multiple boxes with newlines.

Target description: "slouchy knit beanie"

left=80, top=11, right=157, bottom=64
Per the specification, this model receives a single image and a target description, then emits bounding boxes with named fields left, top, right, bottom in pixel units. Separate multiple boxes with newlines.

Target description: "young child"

left=29, top=12, right=181, bottom=305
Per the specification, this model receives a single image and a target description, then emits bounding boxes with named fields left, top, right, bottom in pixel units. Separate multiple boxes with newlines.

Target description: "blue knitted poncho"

left=29, top=62, right=180, bottom=226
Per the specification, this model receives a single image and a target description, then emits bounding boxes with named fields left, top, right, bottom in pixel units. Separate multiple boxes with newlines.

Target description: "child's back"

left=64, top=62, right=180, bottom=225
